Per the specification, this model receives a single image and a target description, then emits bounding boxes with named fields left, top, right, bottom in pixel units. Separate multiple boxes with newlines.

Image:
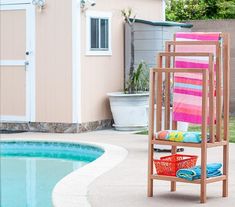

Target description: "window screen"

left=90, top=18, right=109, bottom=50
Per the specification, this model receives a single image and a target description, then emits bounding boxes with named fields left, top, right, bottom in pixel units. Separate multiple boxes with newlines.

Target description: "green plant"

left=166, top=0, right=206, bottom=21
left=122, top=8, right=150, bottom=94
left=125, top=61, right=149, bottom=93
left=166, top=0, right=235, bottom=21
left=121, top=8, right=149, bottom=93
left=121, top=8, right=136, bottom=84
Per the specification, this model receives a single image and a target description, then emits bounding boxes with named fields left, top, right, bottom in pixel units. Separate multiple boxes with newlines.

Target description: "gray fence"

left=124, top=20, right=191, bottom=86
left=188, top=19, right=235, bottom=114
left=125, top=19, right=235, bottom=114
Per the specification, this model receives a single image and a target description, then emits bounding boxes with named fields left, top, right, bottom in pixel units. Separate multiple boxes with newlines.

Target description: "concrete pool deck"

left=1, top=130, right=235, bottom=207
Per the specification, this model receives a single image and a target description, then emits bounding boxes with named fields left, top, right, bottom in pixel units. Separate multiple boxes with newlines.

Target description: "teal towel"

left=176, top=163, right=222, bottom=181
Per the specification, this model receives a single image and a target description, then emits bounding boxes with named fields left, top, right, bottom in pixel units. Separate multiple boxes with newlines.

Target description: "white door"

left=0, top=2, right=35, bottom=122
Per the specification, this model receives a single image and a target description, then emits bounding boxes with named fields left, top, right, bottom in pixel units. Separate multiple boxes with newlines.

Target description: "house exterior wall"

left=80, top=0, right=163, bottom=123
left=0, top=10, right=26, bottom=116
left=1, top=0, right=163, bottom=127
left=188, top=20, right=235, bottom=114
left=35, top=0, right=73, bottom=123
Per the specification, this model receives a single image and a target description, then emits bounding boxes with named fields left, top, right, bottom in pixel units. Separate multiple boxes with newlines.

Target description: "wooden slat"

left=171, top=32, right=176, bottom=194
left=152, top=139, right=228, bottom=148
left=159, top=52, right=214, bottom=57
left=222, top=33, right=230, bottom=142
left=206, top=175, right=227, bottom=184
left=221, top=33, right=230, bottom=197
left=165, top=40, right=177, bottom=130
left=162, top=42, right=177, bottom=191
left=216, top=42, right=222, bottom=142
left=223, top=144, right=229, bottom=197
left=150, top=175, right=226, bottom=184
left=149, top=70, right=155, bottom=140
left=152, top=68, right=205, bottom=73
left=201, top=70, right=208, bottom=203
left=209, top=54, right=215, bottom=143
left=156, top=56, right=163, bottom=132
left=156, top=59, right=163, bottom=132
left=151, top=174, right=201, bottom=184
left=147, top=70, right=155, bottom=197
left=166, top=40, right=220, bottom=46
left=172, top=35, right=176, bottom=69
left=165, top=56, right=171, bottom=130
left=165, top=39, right=177, bottom=130
left=207, top=141, right=228, bottom=148
left=171, top=146, right=177, bottom=192
left=153, top=139, right=201, bottom=147
left=160, top=41, right=178, bottom=193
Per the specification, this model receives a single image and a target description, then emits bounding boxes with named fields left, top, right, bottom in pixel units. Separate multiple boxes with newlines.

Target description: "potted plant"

left=107, top=8, right=149, bottom=131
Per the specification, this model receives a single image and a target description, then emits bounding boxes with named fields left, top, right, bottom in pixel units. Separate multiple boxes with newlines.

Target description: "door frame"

left=0, top=1, right=35, bottom=122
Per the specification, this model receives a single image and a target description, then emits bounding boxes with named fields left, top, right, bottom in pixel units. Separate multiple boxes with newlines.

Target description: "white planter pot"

left=107, top=92, right=149, bottom=131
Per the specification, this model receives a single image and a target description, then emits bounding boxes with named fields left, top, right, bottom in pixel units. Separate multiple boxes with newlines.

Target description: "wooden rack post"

left=221, top=33, right=230, bottom=197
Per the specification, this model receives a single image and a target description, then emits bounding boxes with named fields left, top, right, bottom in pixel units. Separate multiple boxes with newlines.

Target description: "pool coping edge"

left=0, top=138, right=128, bottom=207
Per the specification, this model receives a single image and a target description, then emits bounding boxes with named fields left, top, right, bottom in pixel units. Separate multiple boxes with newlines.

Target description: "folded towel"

left=176, top=163, right=222, bottom=181
left=156, top=130, right=208, bottom=143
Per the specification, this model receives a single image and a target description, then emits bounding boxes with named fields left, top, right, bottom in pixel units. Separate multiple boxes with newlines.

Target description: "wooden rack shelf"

left=152, top=139, right=228, bottom=148
left=147, top=33, right=230, bottom=204
left=150, top=175, right=227, bottom=185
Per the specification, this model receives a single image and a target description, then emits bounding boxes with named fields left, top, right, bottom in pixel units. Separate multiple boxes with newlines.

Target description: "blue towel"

left=176, top=163, right=222, bottom=181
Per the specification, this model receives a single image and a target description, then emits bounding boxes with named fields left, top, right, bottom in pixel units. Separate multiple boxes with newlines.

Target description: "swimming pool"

left=0, top=141, right=104, bottom=207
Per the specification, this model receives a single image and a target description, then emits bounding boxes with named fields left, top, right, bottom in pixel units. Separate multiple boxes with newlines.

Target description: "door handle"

left=26, top=51, right=33, bottom=55
left=24, top=61, right=29, bottom=71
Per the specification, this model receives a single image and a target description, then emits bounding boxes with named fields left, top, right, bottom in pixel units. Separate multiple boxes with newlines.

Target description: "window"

left=86, top=11, right=112, bottom=56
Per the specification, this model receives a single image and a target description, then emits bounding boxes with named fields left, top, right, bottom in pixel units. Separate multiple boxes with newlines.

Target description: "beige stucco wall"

left=1, top=0, right=162, bottom=124
left=0, top=66, right=26, bottom=116
left=80, top=0, right=163, bottom=122
left=35, top=0, right=73, bottom=123
left=0, top=10, right=26, bottom=116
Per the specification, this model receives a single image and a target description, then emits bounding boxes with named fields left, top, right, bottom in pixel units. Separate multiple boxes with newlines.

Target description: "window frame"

left=86, top=11, right=112, bottom=56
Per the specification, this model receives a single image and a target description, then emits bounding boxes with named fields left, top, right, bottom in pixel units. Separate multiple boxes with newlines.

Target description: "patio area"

left=1, top=130, right=235, bottom=207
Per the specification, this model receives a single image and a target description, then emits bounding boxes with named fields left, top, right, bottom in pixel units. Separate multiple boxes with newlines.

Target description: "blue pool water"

left=0, top=141, right=104, bottom=207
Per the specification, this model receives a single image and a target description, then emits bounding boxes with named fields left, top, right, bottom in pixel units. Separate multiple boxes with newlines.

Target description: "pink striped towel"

left=173, top=32, right=220, bottom=124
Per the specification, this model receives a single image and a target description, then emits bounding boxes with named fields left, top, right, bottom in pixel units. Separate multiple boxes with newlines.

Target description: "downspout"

left=162, top=0, right=166, bottom=21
